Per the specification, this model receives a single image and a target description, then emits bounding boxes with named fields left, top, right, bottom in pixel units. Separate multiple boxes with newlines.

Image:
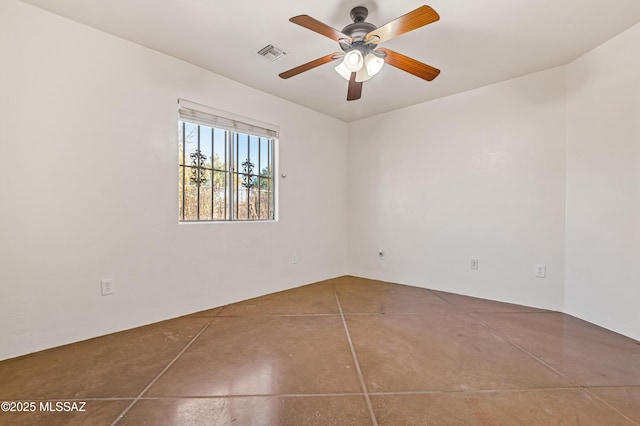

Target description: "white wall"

left=0, top=1, right=348, bottom=360
left=348, top=68, right=567, bottom=311
left=2, top=1, right=638, bottom=361
left=347, top=22, right=640, bottom=340
left=565, top=23, right=640, bottom=341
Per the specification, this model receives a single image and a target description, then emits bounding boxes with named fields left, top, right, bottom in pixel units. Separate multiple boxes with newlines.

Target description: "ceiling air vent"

left=257, top=44, right=287, bottom=62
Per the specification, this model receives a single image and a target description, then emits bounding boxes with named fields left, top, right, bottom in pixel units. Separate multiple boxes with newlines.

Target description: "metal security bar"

left=179, top=120, right=275, bottom=222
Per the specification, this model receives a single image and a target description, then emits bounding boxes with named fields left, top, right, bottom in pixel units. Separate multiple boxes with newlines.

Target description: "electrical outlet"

left=535, top=264, right=546, bottom=278
left=291, top=253, right=298, bottom=264
left=470, top=259, right=479, bottom=270
left=101, top=278, right=114, bottom=296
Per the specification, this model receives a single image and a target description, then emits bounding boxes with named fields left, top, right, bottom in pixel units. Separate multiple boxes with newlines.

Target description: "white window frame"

left=178, top=99, right=278, bottom=222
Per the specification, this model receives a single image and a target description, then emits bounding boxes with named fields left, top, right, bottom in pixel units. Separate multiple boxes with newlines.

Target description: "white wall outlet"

left=291, top=253, right=298, bottom=264
left=378, top=249, right=385, bottom=259
left=470, top=259, right=479, bottom=270
left=535, top=264, right=546, bottom=278
left=101, top=278, right=114, bottom=296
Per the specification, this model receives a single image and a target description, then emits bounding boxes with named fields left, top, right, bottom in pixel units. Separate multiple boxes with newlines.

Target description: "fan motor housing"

left=341, top=21, right=376, bottom=42
left=342, top=6, right=376, bottom=42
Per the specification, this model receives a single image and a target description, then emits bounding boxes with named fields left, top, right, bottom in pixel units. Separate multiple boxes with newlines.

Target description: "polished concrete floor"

left=1, top=276, right=639, bottom=425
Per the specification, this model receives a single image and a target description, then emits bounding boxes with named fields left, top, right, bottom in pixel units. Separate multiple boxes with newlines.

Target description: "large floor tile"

left=0, top=400, right=130, bottom=426
left=0, top=318, right=210, bottom=399
left=590, top=387, right=640, bottom=424
left=371, top=389, right=636, bottom=425
left=145, top=316, right=362, bottom=396
left=219, top=281, right=339, bottom=316
left=347, top=314, right=572, bottom=392
left=119, top=396, right=372, bottom=425
left=473, top=312, right=640, bottom=386
left=335, top=277, right=453, bottom=314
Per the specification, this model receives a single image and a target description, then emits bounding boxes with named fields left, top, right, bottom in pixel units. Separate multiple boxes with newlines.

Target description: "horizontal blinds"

left=178, top=99, right=278, bottom=139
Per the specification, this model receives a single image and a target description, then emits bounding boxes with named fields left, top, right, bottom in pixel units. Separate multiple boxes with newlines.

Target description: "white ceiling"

left=21, top=0, right=640, bottom=122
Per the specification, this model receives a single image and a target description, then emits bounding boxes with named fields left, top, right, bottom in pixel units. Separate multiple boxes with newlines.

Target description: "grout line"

left=369, top=387, right=590, bottom=396
left=0, top=397, right=136, bottom=402
left=427, top=289, right=453, bottom=304
left=213, top=311, right=551, bottom=318
left=582, top=385, right=640, bottom=390
left=335, top=292, right=378, bottom=426
left=584, top=388, right=640, bottom=426
left=104, top=384, right=640, bottom=400
left=467, top=310, right=558, bottom=316
left=465, top=311, right=556, bottom=316
left=110, top=319, right=214, bottom=426
left=215, top=313, right=343, bottom=318
left=134, top=393, right=368, bottom=399
left=474, top=318, right=577, bottom=384
left=34, top=384, right=640, bottom=403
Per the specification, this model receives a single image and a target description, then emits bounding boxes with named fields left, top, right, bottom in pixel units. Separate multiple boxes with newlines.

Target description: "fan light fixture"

left=335, top=51, right=384, bottom=81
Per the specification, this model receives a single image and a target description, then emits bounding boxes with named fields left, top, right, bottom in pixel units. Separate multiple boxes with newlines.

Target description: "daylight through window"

left=178, top=100, right=277, bottom=222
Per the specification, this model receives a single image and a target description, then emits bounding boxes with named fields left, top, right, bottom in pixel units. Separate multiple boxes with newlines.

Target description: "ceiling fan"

left=279, top=5, right=441, bottom=101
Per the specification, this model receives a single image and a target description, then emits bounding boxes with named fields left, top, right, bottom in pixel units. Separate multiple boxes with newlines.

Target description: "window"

left=178, top=100, right=277, bottom=222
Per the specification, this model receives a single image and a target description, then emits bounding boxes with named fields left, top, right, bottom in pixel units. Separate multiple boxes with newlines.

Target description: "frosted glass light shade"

left=355, top=66, right=373, bottom=82
left=343, top=50, right=364, bottom=72
left=365, top=53, right=385, bottom=76
left=334, top=62, right=351, bottom=80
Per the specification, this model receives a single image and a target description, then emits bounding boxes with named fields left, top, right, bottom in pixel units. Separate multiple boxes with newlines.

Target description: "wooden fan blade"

left=279, top=53, right=343, bottom=79
left=290, top=15, right=352, bottom=43
left=347, top=72, right=363, bottom=101
left=366, top=5, right=439, bottom=45
left=377, top=48, right=440, bottom=81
